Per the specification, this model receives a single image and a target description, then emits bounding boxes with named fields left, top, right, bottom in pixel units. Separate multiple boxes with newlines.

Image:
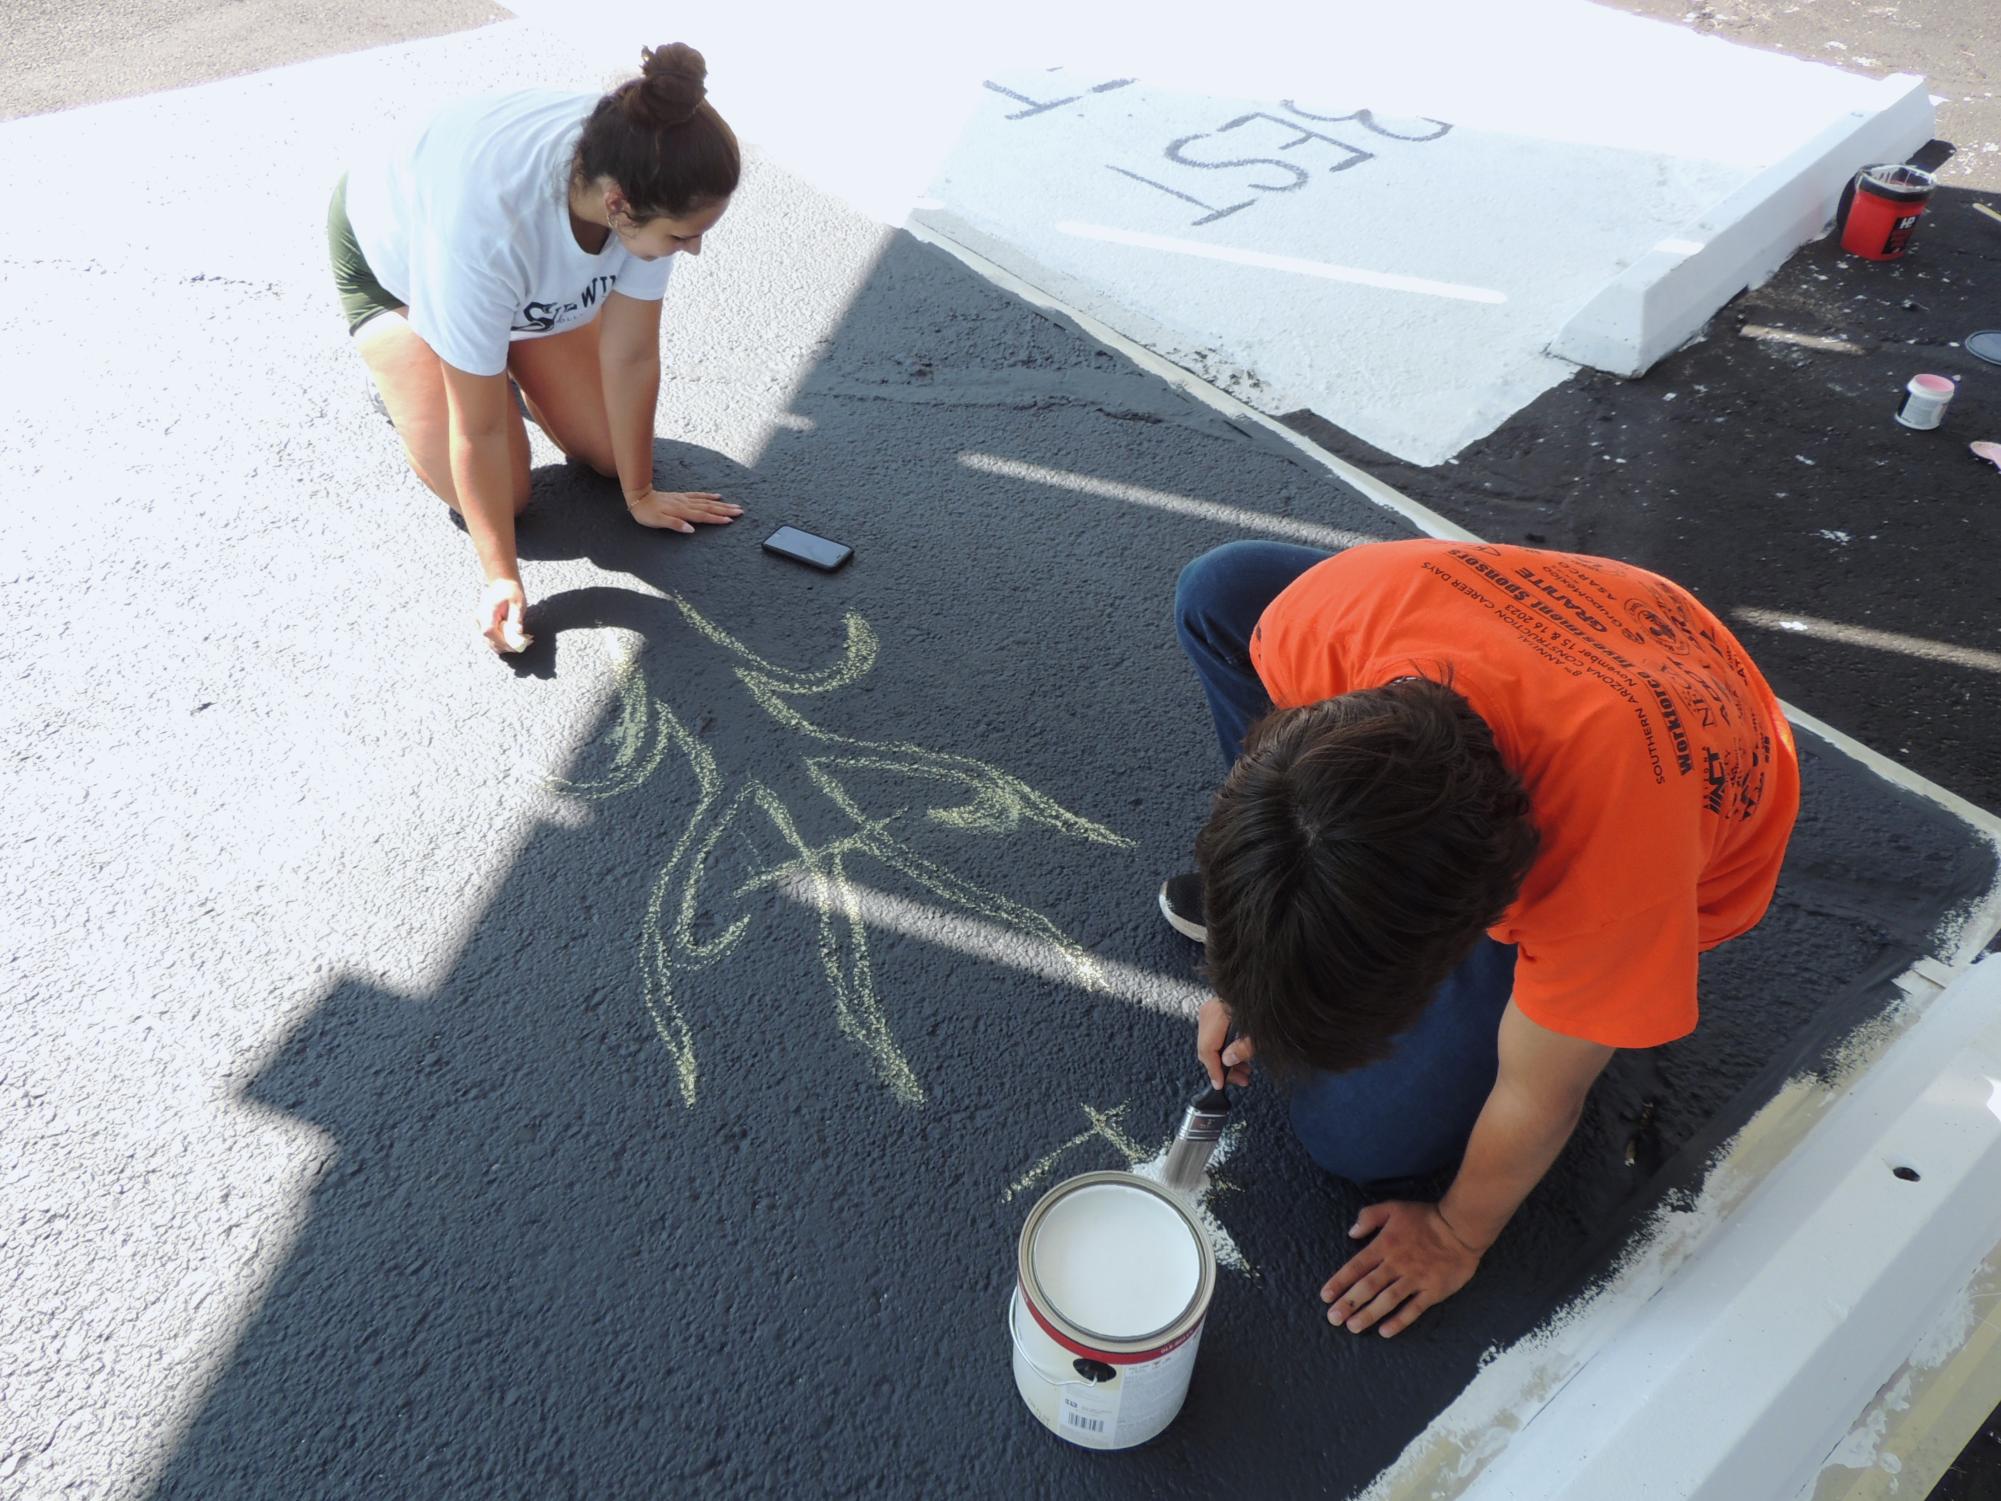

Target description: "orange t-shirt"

left=1248, top=540, right=1799, bottom=1049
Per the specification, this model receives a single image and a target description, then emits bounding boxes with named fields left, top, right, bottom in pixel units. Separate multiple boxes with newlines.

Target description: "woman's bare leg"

left=353, top=310, right=532, bottom=515
left=506, top=317, right=618, bottom=479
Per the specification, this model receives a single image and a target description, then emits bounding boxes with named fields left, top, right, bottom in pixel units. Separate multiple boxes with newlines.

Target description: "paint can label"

left=1010, top=1289, right=1205, bottom=1450
left=1896, top=379, right=1953, bottom=430
left=1094, top=1330, right=1205, bottom=1444
left=1058, top=1390, right=1117, bottom=1440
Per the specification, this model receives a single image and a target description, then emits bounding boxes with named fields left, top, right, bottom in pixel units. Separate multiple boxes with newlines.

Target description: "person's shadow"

left=469, top=439, right=761, bottom=680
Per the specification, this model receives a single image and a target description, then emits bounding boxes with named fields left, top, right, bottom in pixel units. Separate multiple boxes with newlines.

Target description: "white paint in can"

left=1010, top=1171, right=1216, bottom=1450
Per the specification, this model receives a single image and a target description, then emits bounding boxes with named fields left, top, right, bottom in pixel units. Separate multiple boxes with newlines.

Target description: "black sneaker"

left=1159, top=872, right=1206, bottom=944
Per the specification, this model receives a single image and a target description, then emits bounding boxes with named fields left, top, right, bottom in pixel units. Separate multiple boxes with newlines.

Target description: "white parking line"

left=960, top=451, right=1387, bottom=550
left=780, top=876, right=1209, bottom=1019
left=1054, top=220, right=1509, bottom=304
left=1736, top=607, right=2001, bottom=676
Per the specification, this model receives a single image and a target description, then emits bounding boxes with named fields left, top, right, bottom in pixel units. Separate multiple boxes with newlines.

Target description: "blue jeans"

left=1174, top=541, right=1517, bottom=1185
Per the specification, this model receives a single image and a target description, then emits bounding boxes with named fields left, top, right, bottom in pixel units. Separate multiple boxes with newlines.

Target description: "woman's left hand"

left=625, top=488, right=742, bottom=533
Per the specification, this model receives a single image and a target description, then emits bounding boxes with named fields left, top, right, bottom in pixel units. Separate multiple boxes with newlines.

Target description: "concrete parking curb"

left=1455, top=956, right=2001, bottom=1501
left=1550, top=73, right=1935, bottom=376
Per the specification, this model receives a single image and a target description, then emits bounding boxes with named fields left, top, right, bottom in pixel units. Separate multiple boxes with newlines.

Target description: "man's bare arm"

left=1323, top=1003, right=1613, bottom=1337
left=1436, top=1003, right=1615, bottom=1252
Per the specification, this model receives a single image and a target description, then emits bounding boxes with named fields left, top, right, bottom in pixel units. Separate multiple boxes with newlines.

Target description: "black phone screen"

left=763, top=526, right=852, bottom=571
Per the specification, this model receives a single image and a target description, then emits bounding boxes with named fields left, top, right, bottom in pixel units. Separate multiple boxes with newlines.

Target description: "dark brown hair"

left=1195, top=676, right=1539, bottom=1079
left=574, top=43, right=741, bottom=221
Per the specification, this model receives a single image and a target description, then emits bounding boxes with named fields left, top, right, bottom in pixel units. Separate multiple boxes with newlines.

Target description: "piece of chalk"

left=501, top=623, right=533, bottom=652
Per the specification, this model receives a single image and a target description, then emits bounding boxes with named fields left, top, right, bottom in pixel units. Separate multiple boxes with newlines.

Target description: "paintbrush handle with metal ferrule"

left=1161, top=1082, right=1231, bottom=1193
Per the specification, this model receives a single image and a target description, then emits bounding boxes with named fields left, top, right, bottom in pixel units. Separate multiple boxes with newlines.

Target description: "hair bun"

left=631, top=42, right=707, bottom=128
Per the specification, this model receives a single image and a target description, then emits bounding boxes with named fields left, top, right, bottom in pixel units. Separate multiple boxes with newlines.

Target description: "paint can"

left=1008, top=1170, right=1216, bottom=1450
left=1840, top=164, right=1935, bottom=261
left=1896, top=373, right=1955, bottom=430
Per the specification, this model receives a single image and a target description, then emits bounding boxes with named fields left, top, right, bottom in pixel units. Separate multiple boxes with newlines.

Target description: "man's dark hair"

left=1195, top=676, right=1539, bottom=1078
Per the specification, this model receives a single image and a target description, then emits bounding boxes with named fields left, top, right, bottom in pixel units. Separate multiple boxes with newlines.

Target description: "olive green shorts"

left=326, top=173, right=403, bottom=336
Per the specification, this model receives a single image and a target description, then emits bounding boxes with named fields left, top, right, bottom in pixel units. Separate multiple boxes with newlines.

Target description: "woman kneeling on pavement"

left=327, top=42, right=743, bottom=653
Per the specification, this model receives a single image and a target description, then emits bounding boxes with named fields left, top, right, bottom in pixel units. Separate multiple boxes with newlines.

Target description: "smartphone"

left=762, top=525, right=853, bottom=572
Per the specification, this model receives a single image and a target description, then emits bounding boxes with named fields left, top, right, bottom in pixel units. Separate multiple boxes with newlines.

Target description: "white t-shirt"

left=344, top=89, right=673, bottom=377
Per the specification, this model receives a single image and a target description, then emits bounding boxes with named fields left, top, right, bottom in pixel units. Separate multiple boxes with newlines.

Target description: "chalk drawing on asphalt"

left=1004, top=1101, right=1251, bottom=1276
left=552, top=603, right=1133, bottom=1110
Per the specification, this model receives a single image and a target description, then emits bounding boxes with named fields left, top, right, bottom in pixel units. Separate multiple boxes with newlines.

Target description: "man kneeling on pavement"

left=1162, top=538, right=1799, bottom=1337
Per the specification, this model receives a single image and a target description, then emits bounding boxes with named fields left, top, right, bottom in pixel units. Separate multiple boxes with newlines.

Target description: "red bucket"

left=1841, top=164, right=1936, bottom=261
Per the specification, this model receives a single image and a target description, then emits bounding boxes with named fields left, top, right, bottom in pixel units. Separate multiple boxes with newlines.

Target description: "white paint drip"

left=1131, top=1127, right=1251, bottom=1277
left=1741, top=324, right=1868, bottom=356
left=1818, top=1277, right=1984, bottom=1480
left=1909, top=1281, right=1984, bottom=1369
left=1053, top=221, right=1510, bottom=305
left=1817, top=529, right=1853, bottom=544
left=1823, top=1390, right=1904, bottom=1475
left=959, top=451, right=1385, bottom=551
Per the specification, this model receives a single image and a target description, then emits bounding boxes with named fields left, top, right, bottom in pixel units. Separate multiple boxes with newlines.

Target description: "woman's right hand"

left=479, top=576, right=532, bottom=654
left=1197, top=996, right=1255, bottom=1089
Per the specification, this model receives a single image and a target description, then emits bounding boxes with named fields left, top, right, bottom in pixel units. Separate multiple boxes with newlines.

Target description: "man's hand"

left=1320, top=1201, right=1483, bottom=1337
left=479, top=577, right=532, bottom=654
left=1195, top=996, right=1254, bottom=1089
left=625, top=488, right=743, bottom=533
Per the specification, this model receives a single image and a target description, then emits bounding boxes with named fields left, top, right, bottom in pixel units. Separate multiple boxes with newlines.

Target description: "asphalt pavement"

left=0, top=0, right=505, bottom=120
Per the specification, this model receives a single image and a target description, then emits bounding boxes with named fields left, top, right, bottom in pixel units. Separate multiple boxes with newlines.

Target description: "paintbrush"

left=1162, top=1080, right=1232, bottom=1193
